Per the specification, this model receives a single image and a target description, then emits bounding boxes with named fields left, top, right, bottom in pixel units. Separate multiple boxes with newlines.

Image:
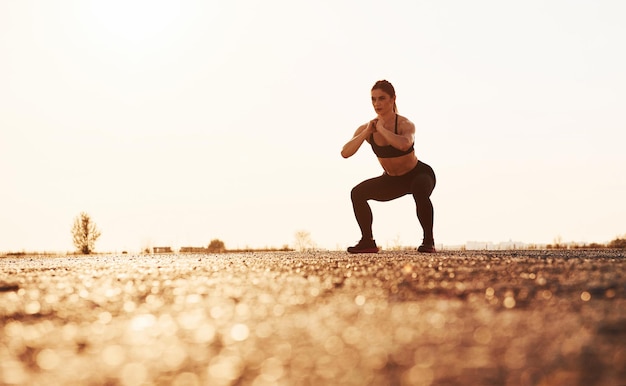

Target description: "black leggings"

left=351, top=160, right=436, bottom=242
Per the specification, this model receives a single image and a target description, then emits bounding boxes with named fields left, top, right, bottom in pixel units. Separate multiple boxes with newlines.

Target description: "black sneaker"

left=417, top=242, right=436, bottom=253
left=347, top=238, right=378, bottom=254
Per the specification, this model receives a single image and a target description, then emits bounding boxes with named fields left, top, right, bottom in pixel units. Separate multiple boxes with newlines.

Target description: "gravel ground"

left=1, top=250, right=625, bottom=386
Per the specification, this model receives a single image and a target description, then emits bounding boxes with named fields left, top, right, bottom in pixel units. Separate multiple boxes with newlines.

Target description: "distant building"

left=153, top=247, right=173, bottom=253
left=465, top=241, right=496, bottom=250
left=465, top=241, right=527, bottom=250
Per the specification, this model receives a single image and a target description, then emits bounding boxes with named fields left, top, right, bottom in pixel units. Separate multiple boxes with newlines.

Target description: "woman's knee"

left=351, top=184, right=366, bottom=202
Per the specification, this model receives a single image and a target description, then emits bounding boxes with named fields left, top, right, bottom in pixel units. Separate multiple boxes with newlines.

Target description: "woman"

left=341, top=80, right=437, bottom=253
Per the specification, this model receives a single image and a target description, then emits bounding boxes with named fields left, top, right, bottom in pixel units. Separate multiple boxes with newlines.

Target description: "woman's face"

left=371, top=88, right=395, bottom=116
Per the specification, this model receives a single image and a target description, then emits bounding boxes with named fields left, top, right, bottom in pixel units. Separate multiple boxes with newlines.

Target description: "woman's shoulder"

left=397, top=115, right=415, bottom=132
left=397, top=114, right=414, bottom=124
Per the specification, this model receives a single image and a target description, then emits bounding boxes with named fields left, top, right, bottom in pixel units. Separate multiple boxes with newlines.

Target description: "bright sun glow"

left=86, top=1, right=182, bottom=45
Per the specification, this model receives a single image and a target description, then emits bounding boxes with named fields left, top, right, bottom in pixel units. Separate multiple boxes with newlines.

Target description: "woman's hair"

left=372, top=80, right=397, bottom=112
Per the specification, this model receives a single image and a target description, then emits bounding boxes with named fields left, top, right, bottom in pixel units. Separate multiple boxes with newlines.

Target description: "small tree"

left=294, top=230, right=315, bottom=252
left=71, top=212, right=101, bottom=254
left=207, top=239, right=226, bottom=253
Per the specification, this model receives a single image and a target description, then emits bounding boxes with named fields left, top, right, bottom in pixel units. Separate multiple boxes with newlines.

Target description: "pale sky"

left=1, top=0, right=625, bottom=253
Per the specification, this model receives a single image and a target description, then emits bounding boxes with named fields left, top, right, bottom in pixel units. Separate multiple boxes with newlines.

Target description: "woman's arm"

left=375, top=118, right=415, bottom=151
left=341, top=120, right=375, bottom=158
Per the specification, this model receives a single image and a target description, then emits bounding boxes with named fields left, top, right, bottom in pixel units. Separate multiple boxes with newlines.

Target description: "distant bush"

left=207, top=239, right=226, bottom=253
left=608, top=237, right=626, bottom=249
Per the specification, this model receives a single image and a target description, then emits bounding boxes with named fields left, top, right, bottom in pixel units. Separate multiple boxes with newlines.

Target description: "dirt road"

left=1, top=250, right=625, bottom=385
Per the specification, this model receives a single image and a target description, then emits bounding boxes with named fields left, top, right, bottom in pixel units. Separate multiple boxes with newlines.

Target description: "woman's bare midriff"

left=378, top=153, right=419, bottom=176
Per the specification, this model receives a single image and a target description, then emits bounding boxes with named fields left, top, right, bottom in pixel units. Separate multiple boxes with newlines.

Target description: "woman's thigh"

left=352, top=174, right=410, bottom=202
left=410, top=173, right=435, bottom=198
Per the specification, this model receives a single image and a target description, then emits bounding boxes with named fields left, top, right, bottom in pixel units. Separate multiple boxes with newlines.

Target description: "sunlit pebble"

left=581, top=291, right=592, bottom=301
left=314, top=355, right=340, bottom=379
left=273, top=304, right=285, bottom=316
left=146, top=294, right=164, bottom=308
left=270, top=342, right=292, bottom=363
left=235, top=303, right=251, bottom=318
left=394, top=326, right=414, bottom=345
left=123, top=281, right=134, bottom=293
left=44, top=293, right=59, bottom=305
left=56, top=325, right=77, bottom=346
left=504, top=343, right=526, bottom=370
left=130, top=313, right=157, bottom=331
left=254, top=322, right=273, bottom=339
left=258, top=293, right=274, bottom=305
left=26, top=288, right=40, bottom=299
left=473, top=326, right=492, bottom=345
left=324, top=335, right=345, bottom=355
left=105, top=287, right=120, bottom=298
left=120, top=362, right=147, bottom=386
left=123, top=300, right=136, bottom=313
left=186, top=293, right=202, bottom=304
left=256, top=357, right=283, bottom=383
left=427, top=312, right=445, bottom=328
left=407, top=303, right=421, bottom=316
left=172, top=372, right=200, bottom=386
left=210, top=305, right=225, bottom=319
left=404, top=366, right=434, bottom=386
left=162, top=342, right=187, bottom=371
left=36, top=348, right=60, bottom=370
left=102, top=345, right=125, bottom=367
left=0, top=360, right=28, bottom=385
left=4, top=321, right=22, bottom=341
left=90, top=318, right=109, bottom=337
left=362, top=302, right=376, bottom=315
left=177, top=310, right=204, bottom=330
left=193, top=322, right=216, bottom=343
left=25, top=300, right=41, bottom=315
left=208, top=355, right=244, bottom=382
left=231, top=323, right=250, bottom=341
left=503, top=296, right=516, bottom=309
left=541, top=290, right=553, bottom=300
left=98, top=311, right=113, bottom=324
left=341, top=326, right=362, bottom=346
left=158, top=314, right=179, bottom=336
left=362, top=347, right=388, bottom=370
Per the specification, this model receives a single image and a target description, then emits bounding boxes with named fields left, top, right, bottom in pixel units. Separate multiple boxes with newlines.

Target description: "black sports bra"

left=369, top=115, right=415, bottom=158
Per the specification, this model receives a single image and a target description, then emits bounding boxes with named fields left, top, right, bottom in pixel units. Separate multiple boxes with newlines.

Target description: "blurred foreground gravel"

left=1, top=250, right=625, bottom=386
